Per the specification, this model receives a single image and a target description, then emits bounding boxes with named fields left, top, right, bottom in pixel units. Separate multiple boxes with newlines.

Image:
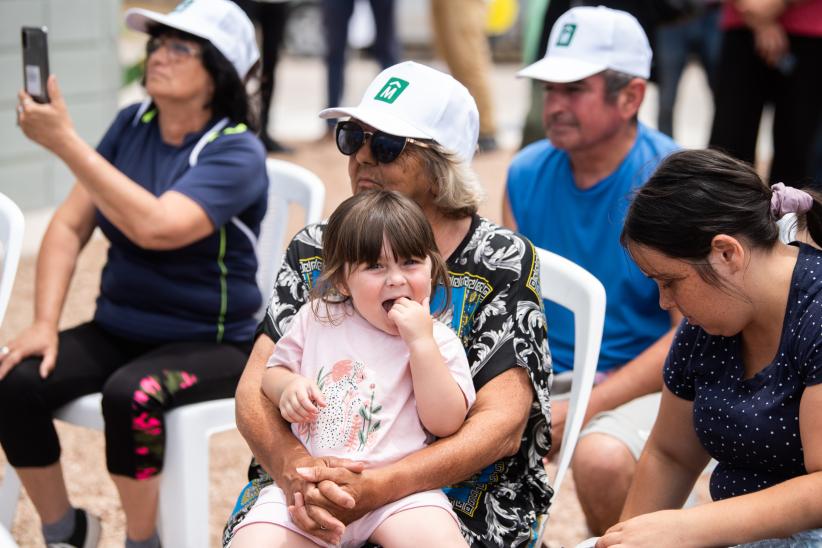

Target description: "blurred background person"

left=655, top=0, right=721, bottom=138
left=709, top=0, right=822, bottom=188
left=234, top=0, right=295, bottom=153
left=322, top=0, right=400, bottom=136
left=431, top=0, right=499, bottom=152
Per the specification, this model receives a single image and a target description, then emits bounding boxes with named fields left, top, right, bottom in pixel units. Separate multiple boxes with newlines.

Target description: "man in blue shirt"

left=504, top=6, right=682, bottom=535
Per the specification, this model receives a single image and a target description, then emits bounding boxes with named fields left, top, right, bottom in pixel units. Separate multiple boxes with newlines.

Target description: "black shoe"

left=260, top=134, right=294, bottom=154
left=477, top=135, right=498, bottom=153
left=46, top=509, right=101, bottom=548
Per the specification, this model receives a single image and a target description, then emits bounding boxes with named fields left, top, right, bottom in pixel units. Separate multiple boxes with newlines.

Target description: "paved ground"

left=2, top=13, right=724, bottom=547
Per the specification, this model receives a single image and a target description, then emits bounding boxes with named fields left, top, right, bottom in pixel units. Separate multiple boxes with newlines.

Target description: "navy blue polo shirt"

left=93, top=102, right=268, bottom=343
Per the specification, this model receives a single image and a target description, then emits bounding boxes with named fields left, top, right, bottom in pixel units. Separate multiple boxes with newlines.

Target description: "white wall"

left=0, top=0, right=120, bottom=210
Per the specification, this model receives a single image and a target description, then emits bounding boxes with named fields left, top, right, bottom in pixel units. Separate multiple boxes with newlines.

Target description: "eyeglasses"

left=146, top=36, right=201, bottom=62
left=335, top=120, right=431, bottom=164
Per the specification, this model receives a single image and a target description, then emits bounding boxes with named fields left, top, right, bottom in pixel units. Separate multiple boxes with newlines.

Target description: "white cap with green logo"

left=125, top=0, right=259, bottom=79
left=319, top=61, right=480, bottom=164
left=517, top=5, right=651, bottom=83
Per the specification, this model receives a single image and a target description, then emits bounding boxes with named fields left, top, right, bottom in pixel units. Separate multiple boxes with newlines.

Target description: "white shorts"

left=231, top=483, right=459, bottom=548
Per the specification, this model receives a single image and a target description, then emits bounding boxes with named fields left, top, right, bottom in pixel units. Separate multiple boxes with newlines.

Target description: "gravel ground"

left=0, top=138, right=708, bottom=547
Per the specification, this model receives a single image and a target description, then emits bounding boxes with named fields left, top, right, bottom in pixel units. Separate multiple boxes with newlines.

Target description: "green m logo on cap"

left=374, top=78, right=409, bottom=104
left=556, top=23, right=577, bottom=47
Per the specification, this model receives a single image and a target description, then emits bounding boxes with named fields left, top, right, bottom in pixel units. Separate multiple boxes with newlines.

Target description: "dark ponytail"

left=793, top=189, right=822, bottom=246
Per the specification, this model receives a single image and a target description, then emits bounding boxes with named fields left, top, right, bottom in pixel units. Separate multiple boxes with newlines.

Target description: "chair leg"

left=0, top=466, right=20, bottom=530
left=158, top=408, right=213, bottom=548
left=0, top=523, right=17, bottom=548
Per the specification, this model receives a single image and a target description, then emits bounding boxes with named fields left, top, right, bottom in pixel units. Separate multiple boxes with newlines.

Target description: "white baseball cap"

left=125, top=0, right=259, bottom=79
left=319, top=61, right=480, bottom=164
left=517, top=6, right=651, bottom=83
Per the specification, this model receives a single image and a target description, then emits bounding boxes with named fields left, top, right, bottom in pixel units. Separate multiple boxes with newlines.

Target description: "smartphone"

left=21, top=26, right=50, bottom=103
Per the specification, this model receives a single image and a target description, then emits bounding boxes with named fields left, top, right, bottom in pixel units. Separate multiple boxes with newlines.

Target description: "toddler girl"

left=230, top=190, right=475, bottom=548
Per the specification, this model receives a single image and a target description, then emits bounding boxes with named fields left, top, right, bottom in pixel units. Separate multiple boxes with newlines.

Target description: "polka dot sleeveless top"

left=664, top=243, right=822, bottom=501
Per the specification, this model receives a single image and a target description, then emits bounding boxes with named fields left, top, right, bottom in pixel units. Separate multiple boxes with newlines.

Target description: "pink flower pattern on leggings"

left=131, top=370, right=199, bottom=480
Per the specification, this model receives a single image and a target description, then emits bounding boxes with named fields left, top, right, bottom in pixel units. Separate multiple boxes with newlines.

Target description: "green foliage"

left=123, top=58, right=144, bottom=87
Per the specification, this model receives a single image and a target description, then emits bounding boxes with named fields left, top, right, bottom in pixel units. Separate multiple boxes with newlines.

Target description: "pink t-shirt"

left=267, top=302, right=476, bottom=466
left=722, top=0, right=822, bottom=36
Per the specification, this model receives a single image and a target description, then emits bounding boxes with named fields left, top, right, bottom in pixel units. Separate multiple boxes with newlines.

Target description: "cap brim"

left=516, top=56, right=606, bottom=83
left=125, top=8, right=207, bottom=41
left=319, top=106, right=433, bottom=140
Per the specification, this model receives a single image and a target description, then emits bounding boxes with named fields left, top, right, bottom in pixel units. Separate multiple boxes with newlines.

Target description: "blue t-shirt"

left=93, top=103, right=268, bottom=343
left=665, top=243, right=822, bottom=501
left=506, top=123, right=678, bottom=373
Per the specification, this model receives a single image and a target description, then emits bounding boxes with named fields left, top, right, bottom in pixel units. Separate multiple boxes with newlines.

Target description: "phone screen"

left=21, top=26, right=50, bottom=103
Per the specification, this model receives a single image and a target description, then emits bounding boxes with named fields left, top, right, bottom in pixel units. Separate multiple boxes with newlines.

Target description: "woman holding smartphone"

left=6, top=1, right=267, bottom=546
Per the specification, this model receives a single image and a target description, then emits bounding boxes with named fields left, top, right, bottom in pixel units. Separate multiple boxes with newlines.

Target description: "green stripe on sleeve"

left=216, top=226, right=228, bottom=342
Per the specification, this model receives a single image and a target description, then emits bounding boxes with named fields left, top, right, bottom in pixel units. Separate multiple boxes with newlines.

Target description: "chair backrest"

left=0, top=193, right=24, bottom=328
left=777, top=212, right=797, bottom=244
left=256, top=158, right=326, bottom=318
left=536, top=246, right=605, bottom=509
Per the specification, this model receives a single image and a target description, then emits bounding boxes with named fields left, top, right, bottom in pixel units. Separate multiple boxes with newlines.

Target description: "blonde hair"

left=414, top=144, right=485, bottom=219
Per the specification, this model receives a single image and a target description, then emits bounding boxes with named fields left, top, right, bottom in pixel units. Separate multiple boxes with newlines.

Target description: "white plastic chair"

left=257, top=158, right=325, bottom=315
left=0, top=525, right=16, bottom=548
left=534, top=246, right=606, bottom=546
left=0, top=193, right=24, bottom=547
left=0, top=160, right=325, bottom=547
left=0, top=193, right=24, bottom=333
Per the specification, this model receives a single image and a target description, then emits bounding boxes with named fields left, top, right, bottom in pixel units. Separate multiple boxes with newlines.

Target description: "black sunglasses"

left=335, top=120, right=431, bottom=164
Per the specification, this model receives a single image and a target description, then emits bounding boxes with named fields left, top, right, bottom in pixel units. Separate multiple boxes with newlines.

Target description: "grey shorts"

left=580, top=393, right=661, bottom=460
left=552, top=371, right=660, bottom=460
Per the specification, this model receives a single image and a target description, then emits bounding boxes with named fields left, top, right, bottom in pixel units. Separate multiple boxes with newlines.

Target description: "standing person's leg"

left=322, top=0, right=355, bottom=132
left=571, top=393, right=661, bottom=535
left=257, top=1, right=293, bottom=152
left=0, top=322, right=146, bottom=545
left=367, top=0, right=399, bottom=68
left=655, top=21, right=691, bottom=137
left=101, top=340, right=249, bottom=542
left=695, top=3, right=722, bottom=97
left=769, top=34, right=822, bottom=187
left=430, top=0, right=498, bottom=147
left=709, top=29, right=767, bottom=167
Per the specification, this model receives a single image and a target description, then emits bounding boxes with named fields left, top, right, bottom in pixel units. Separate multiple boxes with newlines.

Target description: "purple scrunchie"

left=770, top=183, right=813, bottom=218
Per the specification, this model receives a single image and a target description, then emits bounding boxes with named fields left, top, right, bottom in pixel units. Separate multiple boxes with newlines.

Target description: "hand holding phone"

left=21, top=26, right=50, bottom=103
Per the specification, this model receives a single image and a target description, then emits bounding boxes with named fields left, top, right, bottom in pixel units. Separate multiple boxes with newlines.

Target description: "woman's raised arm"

left=18, top=77, right=214, bottom=250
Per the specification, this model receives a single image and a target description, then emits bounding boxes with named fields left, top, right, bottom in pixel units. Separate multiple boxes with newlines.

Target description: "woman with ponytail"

left=597, top=149, right=822, bottom=547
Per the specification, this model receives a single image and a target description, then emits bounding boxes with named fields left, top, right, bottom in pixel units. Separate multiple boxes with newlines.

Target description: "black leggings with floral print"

left=0, top=321, right=250, bottom=479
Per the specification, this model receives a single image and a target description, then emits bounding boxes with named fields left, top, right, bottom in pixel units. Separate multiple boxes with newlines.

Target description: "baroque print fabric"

left=224, top=216, right=553, bottom=547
